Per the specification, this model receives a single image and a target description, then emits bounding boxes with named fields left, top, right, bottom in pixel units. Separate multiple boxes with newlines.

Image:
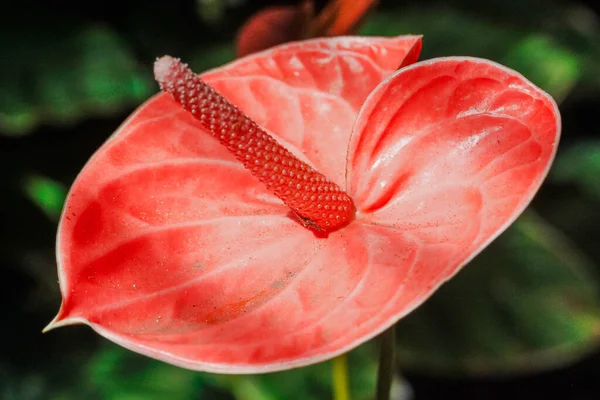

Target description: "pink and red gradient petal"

left=47, top=36, right=560, bottom=373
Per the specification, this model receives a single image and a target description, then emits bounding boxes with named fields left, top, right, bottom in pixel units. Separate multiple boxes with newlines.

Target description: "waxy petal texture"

left=48, top=36, right=425, bottom=372
left=203, top=35, right=422, bottom=186
left=348, top=57, right=560, bottom=302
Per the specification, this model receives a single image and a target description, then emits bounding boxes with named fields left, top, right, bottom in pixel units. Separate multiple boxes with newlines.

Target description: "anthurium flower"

left=46, top=35, right=560, bottom=373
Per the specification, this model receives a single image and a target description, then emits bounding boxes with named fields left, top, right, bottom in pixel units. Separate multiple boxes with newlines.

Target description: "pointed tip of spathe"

left=42, top=316, right=59, bottom=334
left=42, top=304, right=84, bottom=333
left=42, top=316, right=86, bottom=333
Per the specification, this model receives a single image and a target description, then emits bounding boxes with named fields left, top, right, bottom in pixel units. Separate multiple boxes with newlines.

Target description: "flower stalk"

left=375, top=324, right=396, bottom=400
left=332, top=354, right=350, bottom=400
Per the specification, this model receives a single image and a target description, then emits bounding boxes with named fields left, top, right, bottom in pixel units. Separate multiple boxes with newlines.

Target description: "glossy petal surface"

left=204, top=35, right=422, bottom=186
left=49, top=36, right=425, bottom=372
left=346, top=57, right=560, bottom=334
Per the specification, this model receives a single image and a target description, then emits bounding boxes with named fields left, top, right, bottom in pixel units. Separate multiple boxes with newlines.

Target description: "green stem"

left=375, top=325, right=396, bottom=400
left=332, top=354, right=350, bottom=400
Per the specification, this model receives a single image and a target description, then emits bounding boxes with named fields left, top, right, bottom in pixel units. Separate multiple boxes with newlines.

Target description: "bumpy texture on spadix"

left=47, top=36, right=560, bottom=374
left=154, top=56, right=354, bottom=232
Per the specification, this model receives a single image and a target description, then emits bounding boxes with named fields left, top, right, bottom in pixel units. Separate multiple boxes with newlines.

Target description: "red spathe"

left=46, top=35, right=560, bottom=373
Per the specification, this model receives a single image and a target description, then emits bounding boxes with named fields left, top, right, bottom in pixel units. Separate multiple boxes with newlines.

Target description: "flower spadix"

left=154, top=56, right=355, bottom=233
left=46, top=36, right=560, bottom=373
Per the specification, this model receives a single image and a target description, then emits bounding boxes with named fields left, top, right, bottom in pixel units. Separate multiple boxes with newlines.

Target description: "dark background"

left=2, top=0, right=600, bottom=398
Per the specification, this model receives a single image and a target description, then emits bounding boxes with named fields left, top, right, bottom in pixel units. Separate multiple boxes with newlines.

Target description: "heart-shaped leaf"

left=47, top=36, right=560, bottom=373
left=395, top=212, right=600, bottom=376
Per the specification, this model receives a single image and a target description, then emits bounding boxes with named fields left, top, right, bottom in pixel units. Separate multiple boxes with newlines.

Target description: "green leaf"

left=551, top=140, right=600, bottom=200
left=359, top=6, right=585, bottom=99
left=502, top=35, right=580, bottom=102
left=395, top=212, right=600, bottom=376
left=537, top=142, right=600, bottom=265
left=22, top=174, right=67, bottom=220
left=88, top=345, right=229, bottom=400
left=207, top=343, right=382, bottom=400
left=360, top=7, right=518, bottom=59
left=86, top=341, right=409, bottom=400
left=0, top=18, right=153, bottom=136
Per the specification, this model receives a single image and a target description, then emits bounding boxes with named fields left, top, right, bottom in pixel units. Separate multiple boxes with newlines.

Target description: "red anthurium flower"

left=46, top=35, right=560, bottom=373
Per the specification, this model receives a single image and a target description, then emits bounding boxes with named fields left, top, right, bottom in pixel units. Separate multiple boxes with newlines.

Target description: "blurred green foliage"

left=0, top=19, right=153, bottom=135
left=503, top=35, right=580, bottom=102
left=360, top=0, right=600, bottom=376
left=3, top=0, right=600, bottom=399
left=22, top=175, right=67, bottom=220
left=552, top=140, right=600, bottom=199
left=396, top=213, right=600, bottom=376
left=2, top=339, right=384, bottom=400
left=359, top=5, right=592, bottom=100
